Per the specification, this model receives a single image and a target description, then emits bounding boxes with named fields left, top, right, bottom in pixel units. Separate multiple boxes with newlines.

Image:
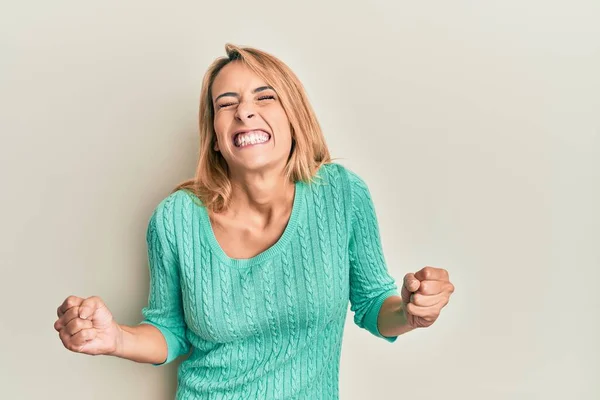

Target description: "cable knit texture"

left=140, top=162, right=399, bottom=399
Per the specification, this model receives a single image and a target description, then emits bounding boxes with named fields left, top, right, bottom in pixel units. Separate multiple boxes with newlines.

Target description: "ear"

left=213, top=138, right=220, bottom=152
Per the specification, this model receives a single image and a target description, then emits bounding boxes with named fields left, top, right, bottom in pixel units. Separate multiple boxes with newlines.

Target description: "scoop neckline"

left=198, top=180, right=305, bottom=268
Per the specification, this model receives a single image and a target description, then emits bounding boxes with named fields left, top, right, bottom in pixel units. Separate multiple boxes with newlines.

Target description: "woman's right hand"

left=54, top=295, right=122, bottom=356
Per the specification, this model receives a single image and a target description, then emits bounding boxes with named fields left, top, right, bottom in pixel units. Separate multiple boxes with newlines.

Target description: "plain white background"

left=1, top=1, right=598, bottom=399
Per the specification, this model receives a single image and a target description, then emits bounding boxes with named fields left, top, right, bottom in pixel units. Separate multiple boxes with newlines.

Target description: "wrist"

left=109, top=323, right=126, bottom=357
left=378, top=296, right=416, bottom=337
left=395, top=303, right=417, bottom=334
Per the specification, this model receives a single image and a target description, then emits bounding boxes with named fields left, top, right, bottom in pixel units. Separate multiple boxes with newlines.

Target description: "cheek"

left=213, top=115, right=231, bottom=143
left=269, top=110, right=292, bottom=140
left=213, top=113, right=225, bottom=133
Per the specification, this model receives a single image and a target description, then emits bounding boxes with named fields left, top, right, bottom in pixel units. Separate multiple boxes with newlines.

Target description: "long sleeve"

left=346, top=169, right=400, bottom=343
left=139, top=197, right=191, bottom=365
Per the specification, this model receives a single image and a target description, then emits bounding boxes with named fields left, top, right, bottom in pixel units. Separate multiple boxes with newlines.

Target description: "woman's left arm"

left=378, top=266, right=455, bottom=336
left=344, top=167, right=404, bottom=342
left=344, top=167, right=454, bottom=340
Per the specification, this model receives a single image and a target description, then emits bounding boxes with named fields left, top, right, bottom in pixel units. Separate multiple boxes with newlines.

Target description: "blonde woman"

left=54, top=44, right=455, bottom=399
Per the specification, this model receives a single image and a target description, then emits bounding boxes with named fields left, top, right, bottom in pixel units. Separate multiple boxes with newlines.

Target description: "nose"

left=235, top=100, right=255, bottom=121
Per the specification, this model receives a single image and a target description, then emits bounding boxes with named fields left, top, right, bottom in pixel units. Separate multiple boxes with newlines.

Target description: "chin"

left=234, top=154, right=287, bottom=174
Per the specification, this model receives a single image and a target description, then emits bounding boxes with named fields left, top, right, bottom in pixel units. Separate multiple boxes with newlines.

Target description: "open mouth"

left=233, top=130, right=271, bottom=148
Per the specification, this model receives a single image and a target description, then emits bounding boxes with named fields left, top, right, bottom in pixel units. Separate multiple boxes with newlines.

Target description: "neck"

left=227, top=169, right=295, bottom=219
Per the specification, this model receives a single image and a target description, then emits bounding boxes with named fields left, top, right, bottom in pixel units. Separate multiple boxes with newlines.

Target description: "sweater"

left=140, top=162, right=400, bottom=400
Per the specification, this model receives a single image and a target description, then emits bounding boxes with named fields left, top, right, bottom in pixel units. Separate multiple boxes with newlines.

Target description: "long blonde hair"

left=173, top=43, right=332, bottom=213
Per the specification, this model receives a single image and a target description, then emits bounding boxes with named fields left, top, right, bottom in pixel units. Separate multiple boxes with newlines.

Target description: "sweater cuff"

left=139, top=320, right=184, bottom=366
left=363, top=289, right=400, bottom=343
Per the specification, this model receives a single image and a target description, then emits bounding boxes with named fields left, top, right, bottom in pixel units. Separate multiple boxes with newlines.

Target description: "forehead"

left=212, top=62, right=268, bottom=95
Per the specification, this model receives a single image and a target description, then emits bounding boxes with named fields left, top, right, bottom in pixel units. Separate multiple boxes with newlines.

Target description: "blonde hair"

left=173, top=43, right=332, bottom=213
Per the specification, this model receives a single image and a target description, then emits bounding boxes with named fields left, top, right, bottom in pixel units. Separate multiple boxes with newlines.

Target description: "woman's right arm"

left=55, top=194, right=190, bottom=365
left=137, top=195, right=191, bottom=365
left=120, top=195, right=191, bottom=365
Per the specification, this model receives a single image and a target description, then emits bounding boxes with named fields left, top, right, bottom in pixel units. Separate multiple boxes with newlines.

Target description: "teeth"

left=235, top=130, right=270, bottom=147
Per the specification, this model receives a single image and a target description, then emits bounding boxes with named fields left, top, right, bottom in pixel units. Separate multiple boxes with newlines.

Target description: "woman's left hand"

left=401, top=266, right=455, bottom=328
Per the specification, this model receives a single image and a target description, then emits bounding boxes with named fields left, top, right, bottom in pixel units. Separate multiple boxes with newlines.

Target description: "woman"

left=54, top=43, right=455, bottom=399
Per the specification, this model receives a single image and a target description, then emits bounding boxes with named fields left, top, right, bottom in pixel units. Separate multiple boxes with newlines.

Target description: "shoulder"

left=313, top=162, right=370, bottom=195
left=146, top=189, right=200, bottom=247
left=152, top=189, right=202, bottom=218
left=309, top=163, right=374, bottom=226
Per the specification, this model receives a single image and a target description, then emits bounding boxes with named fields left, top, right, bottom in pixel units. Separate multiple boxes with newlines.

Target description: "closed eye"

left=217, top=95, right=275, bottom=109
left=217, top=102, right=237, bottom=109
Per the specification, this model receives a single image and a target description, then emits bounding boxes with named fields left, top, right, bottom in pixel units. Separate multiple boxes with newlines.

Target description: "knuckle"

left=79, top=330, right=90, bottom=341
left=71, top=319, right=83, bottom=331
left=64, top=306, right=78, bottom=321
left=89, top=295, right=102, bottom=303
left=72, top=333, right=84, bottom=346
left=79, top=319, right=93, bottom=331
left=412, top=293, right=422, bottom=305
left=59, top=330, right=69, bottom=345
left=86, top=296, right=102, bottom=308
left=66, top=296, right=80, bottom=308
left=407, top=303, right=422, bottom=317
left=62, top=325, right=73, bottom=336
left=63, top=318, right=76, bottom=333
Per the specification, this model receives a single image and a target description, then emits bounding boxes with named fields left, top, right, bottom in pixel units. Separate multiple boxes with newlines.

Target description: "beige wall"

left=1, top=1, right=599, bottom=399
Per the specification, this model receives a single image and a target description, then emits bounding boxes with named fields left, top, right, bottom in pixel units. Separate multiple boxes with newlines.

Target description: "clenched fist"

left=54, top=295, right=122, bottom=356
left=401, top=266, right=455, bottom=328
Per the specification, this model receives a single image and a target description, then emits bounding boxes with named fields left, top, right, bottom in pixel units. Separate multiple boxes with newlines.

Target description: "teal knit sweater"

left=140, top=162, right=400, bottom=399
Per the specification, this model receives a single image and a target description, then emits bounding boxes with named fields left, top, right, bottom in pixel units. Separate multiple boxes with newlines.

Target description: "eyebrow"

left=214, top=86, right=275, bottom=102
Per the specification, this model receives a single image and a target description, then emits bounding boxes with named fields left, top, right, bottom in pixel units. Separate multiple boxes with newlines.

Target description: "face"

left=211, top=61, right=293, bottom=176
